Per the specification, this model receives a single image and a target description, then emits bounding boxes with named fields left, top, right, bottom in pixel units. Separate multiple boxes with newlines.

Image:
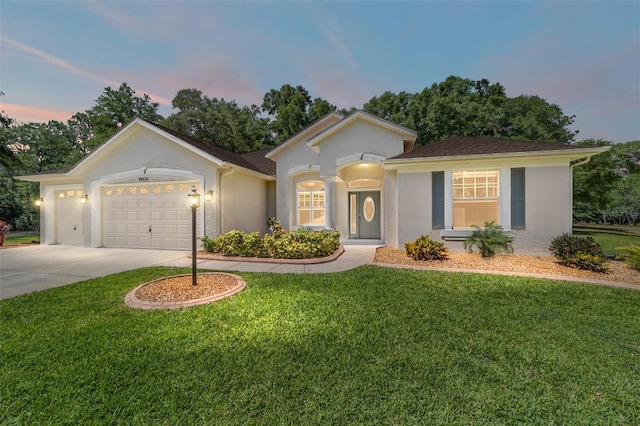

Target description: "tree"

left=162, top=89, right=272, bottom=153
left=362, top=75, right=577, bottom=145
left=262, top=84, right=337, bottom=142
left=82, top=83, right=163, bottom=150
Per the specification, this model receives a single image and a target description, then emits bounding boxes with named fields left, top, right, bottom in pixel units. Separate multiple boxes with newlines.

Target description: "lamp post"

left=188, top=186, right=201, bottom=286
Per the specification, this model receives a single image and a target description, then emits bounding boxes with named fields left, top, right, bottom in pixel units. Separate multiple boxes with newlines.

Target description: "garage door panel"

left=176, top=211, right=190, bottom=221
left=103, top=181, right=198, bottom=250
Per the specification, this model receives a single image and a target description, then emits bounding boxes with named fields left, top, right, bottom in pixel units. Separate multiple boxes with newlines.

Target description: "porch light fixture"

left=80, top=195, right=88, bottom=204
left=188, top=186, right=201, bottom=286
left=204, top=190, right=214, bottom=201
left=35, top=198, right=43, bottom=207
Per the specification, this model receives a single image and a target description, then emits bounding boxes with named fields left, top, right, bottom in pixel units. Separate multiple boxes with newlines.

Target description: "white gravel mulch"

left=374, top=247, right=640, bottom=286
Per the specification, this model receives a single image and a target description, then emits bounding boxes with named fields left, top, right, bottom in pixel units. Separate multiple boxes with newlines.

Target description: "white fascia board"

left=265, top=112, right=344, bottom=159
left=222, top=162, right=276, bottom=181
left=306, top=111, right=417, bottom=149
left=14, top=173, right=80, bottom=184
left=383, top=146, right=611, bottom=170
left=72, top=119, right=225, bottom=175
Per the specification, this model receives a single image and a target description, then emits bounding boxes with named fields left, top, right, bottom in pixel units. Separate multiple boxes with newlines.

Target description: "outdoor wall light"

left=35, top=198, right=43, bottom=207
left=204, top=190, right=214, bottom=201
left=80, top=195, right=88, bottom=204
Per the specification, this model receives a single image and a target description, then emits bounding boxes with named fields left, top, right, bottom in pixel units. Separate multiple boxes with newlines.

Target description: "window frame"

left=296, top=180, right=325, bottom=227
left=452, top=169, right=500, bottom=228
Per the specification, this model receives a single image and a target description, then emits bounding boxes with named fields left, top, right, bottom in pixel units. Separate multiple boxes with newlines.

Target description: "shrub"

left=202, top=225, right=340, bottom=260
left=405, top=235, right=448, bottom=261
left=464, top=221, right=514, bottom=258
left=616, top=244, right=640, bottom=270
left=549, top=233, right=607, bottom=272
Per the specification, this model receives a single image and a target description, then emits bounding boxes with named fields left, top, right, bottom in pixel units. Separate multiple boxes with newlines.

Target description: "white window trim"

left=296, top=181, right=326, bottom=227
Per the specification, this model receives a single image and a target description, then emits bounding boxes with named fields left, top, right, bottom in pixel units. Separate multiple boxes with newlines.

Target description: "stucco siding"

left=397, top=172, right=432, bottom=246
left=220, top=171, right=267, bottom=234
left=318, top=120, right=405, bottom=176
left=512, top=166, right=573, bottom=254
left=384, top=170, right=398, bottom=248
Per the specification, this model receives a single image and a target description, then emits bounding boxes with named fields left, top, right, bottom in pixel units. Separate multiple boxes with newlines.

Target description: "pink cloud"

left=141, top=56, right=265, bottom=109
left=1, top=103, right=76, bottom=124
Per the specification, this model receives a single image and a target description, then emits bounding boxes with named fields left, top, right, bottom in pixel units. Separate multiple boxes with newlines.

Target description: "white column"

left=324, top=176, right=337, bottom=230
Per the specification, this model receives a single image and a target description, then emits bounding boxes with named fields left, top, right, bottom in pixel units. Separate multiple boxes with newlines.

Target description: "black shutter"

left=511, top=168, right=525, bottom=229
left=432, top=171, right=445, bottom=229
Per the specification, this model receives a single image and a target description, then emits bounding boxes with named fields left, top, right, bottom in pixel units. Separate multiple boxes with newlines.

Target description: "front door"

left=349, top=191, right=381, bottom=239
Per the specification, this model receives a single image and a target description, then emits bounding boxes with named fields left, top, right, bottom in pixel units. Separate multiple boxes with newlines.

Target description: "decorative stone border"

left=125, top=272, right=247, bottom=310
left=193, top=245, right=345, bottom=264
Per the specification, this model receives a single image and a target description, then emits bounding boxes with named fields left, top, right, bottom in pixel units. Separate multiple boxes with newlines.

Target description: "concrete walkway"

left=0, top=245, right=375, bottom=300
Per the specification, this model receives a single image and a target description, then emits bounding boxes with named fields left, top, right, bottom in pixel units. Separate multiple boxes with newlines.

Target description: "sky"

left=1, top=1, right=638, bottom=143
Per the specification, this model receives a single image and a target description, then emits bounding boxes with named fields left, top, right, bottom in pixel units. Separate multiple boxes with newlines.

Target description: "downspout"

left=570, top=156, right=593, bottom=229
left=218, top=168, right=235, bottom=235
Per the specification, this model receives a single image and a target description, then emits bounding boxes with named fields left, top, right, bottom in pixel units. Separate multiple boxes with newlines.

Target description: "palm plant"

left=464, top=221, right=514, bottom=257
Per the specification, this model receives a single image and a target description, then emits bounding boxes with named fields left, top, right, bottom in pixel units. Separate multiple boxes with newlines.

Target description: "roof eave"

left=384, top=146, right=611, bottom=167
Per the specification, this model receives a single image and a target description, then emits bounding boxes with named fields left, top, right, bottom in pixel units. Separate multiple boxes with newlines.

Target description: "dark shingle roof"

left=240, top=148, right=276, bottom=176
left=146, top=121, right=275, bottom=176
left=389, top=136, right=593, bottom=160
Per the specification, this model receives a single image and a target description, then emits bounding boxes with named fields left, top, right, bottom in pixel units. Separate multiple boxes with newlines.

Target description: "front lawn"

left=574, top=226, right=640, bottom=256
left=1, top=266, right=639, bottom=424
left=2, top=232, right=39, bottom=245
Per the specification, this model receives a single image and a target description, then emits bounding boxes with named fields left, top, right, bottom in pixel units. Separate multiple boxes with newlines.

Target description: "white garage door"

left=102, top=182, right=199, bottom=250
left=55, top=189, right=84, bottom=246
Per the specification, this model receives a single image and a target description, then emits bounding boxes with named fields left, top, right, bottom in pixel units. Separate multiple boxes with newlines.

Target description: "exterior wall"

left=220, top=170, right=268, bottom=234
left=317, top=120, right=406, bottom=177
left=397, top=172, right=432, bottom=246
left=388, top=159, right=575, bottom=254
left=80, top=127, right=222, bottom=247
left=384, top=170, right=398, bottom=248
left=511, top=166, right=572, bottom=255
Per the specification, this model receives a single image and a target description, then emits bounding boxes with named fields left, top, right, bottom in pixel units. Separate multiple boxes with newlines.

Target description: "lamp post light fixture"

left=80, top=194, right=88, bottom=204
left=35, top=198, right=43, bottom=207
left=188, top=186, right=201, bottom=286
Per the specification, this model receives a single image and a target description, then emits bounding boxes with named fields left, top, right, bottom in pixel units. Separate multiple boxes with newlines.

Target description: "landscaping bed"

left=374, top=247, right=640, bottom=286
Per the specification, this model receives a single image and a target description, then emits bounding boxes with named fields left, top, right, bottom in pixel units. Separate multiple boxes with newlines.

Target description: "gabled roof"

left=265, top=112, right=344, bottom=159
left=306, top=111, right=417, bottom=150
left=387, top=136, right=610, bottom=162
left=146, top=121, right=275, bottom=176
left=17, top=118, right=276, bottom=181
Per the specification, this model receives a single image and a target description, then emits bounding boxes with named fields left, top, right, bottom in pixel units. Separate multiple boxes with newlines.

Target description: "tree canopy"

left=363, top=76, right=578, bottom=145
left=261, top=84, right=337, bottom=142
left=162, top=89, right=273, bottom=154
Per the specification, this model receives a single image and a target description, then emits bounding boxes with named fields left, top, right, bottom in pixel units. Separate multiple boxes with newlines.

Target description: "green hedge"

left=201, top=228, right=341, bottom=259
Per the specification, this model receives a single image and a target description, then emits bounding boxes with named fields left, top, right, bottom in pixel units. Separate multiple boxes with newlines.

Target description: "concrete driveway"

left=0, top=245, right=190, bottom=300
left=0, top=245, right=375, bottom=300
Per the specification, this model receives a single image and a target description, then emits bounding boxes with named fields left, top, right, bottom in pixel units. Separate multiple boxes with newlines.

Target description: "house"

left=17, top=112, right=609, bottom=254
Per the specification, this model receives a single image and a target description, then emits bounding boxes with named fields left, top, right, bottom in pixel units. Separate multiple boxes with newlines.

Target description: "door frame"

left=348, top=190, right=381, bottom=239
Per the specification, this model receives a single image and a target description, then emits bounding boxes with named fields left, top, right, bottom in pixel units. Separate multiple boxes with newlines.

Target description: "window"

left=297, top=181, right=325, bottom=226
left=452, top=170, right=499, bottom=228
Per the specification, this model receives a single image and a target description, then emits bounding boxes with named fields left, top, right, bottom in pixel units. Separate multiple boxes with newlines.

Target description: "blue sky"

left=1, top=1, right=638, bottom=143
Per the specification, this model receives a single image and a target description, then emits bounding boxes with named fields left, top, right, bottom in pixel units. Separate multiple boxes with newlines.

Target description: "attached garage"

left=102, top=181, right=199, bottom=250
left=17, top=118, right=276, bottom=250
left=54, top=188, right=84, bottom=246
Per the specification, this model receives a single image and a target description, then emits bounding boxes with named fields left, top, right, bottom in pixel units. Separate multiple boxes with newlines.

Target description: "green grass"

left=574, top=227, right=640, bottom=256
left=1, top=266, right=639, bottom=425
left=3, top=232, right=39, bottom=245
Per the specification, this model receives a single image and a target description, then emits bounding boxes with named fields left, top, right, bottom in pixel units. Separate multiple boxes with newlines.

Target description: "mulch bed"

left=373, top=247, right=640, bottom=286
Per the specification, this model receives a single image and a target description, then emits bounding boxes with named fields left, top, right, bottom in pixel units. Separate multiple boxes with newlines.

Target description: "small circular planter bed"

left=125, top=272, right=246, bottom=310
